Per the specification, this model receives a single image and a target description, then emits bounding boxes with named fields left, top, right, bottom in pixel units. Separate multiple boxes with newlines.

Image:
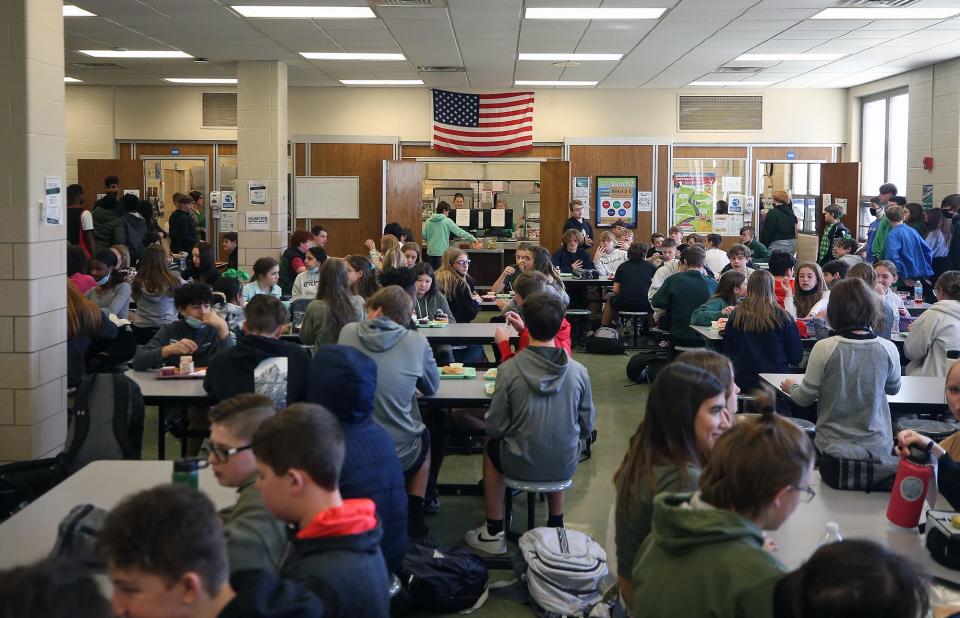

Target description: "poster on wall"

left=637, top=191, right=653, bottom=213
left=923, top=185, right=934, bottom=209
left=221, top=190, right=236, bottom=211
left=248, top=181, right=267, bottom=206
left=672, top=172, right=715, bottom=233
left=245, top=211, right=270, bottom=230
left=573, top=177, right=590, bottom=199
left=220, top=212, right=237, bottom=232
left=595, top=176, right=638, bottom=228
left=728, top=194, right=743, bottom=215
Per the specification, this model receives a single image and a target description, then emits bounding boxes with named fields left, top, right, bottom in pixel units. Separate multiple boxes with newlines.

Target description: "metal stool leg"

left=527, top=492, right=537, bottom=530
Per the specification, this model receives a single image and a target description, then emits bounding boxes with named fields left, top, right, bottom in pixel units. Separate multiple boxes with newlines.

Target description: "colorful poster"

left=573, top=176, right=590, bottom=200
left=595, top=176, right=638, bottom=228
left=672, top=172, right=716, bottom=233
left=923, top=185, right=934, bottom=209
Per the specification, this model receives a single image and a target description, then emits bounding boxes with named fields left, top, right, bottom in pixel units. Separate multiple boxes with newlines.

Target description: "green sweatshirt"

left=747, top=240, right=770, bottom=260
left=422, top=213, right=477, bottom=257
left=632, top=492, right=785, bottom=618
left=871, top=216, right=891, bottom=260
left=221, top=475, right=287, bottom=573
left=650, top=270, right=717, bottom=346
left=690, top=297, right=733, bottom=326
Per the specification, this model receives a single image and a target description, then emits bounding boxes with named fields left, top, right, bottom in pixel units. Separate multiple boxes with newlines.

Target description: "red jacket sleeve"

left=555, top=319, right=573, bottom=357
left=497, top=339, right=515, bottom=363
left=290, top=257, right=305, bottom=272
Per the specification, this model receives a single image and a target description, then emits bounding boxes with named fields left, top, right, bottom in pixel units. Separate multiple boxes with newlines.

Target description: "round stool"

left=502, top=476, right=573, bottom=542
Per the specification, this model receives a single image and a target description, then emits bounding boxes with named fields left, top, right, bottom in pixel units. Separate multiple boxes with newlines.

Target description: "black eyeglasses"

left=201, top=439, right=253, bottom=464
left=790, top=483, right=817, bottom=504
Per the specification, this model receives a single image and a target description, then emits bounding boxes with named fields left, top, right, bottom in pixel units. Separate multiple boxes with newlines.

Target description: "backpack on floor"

left=49, top=503, right=109, bottom=568
left=63, top=371, right=145, bottom=474
left=583, top=327, right=625, bottom=355
left=0, top=458, right=68, bottom=522
left=625, top=349, right=672, bottom=383
left=513, top=527, right=611, bottom=618
left=398, top=542, right=489, bottom=614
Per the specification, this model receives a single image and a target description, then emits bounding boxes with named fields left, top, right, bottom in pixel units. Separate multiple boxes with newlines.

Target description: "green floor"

left=142, top=344, right=648, bottom=617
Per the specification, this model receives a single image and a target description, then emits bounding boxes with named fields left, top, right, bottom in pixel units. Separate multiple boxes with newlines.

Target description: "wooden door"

left=818, top=163, right=861, bottom=236
left=568, top=145, right=655, bottom=241
left=538, top=161, right=571, bottom=254
left=77, top=159, right=144, bottom=203
left=384, top=160, right=423, bottom=242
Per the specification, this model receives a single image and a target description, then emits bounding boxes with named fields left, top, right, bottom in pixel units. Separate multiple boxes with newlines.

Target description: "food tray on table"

left=438, top=366, right=477, bottom=379
left=416, top=320, right=450, bottom=328
left=483, top=368, right=498, bottom=381
left=156, top=368, right=207, bottom=380
left=485, top=382, right=496, bottom=395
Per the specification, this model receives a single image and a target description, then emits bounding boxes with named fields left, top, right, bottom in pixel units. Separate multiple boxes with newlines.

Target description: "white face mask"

left=96, top=274, right=111, bottom=286
left=308, top=266, right=319, bottom=274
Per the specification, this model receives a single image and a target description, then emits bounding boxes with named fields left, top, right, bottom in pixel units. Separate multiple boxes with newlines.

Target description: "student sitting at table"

left=690, top=270, right=746, bottom=327
left=495, top=271, right=573, bottom=362
left=242, top=257, right=281, bottom=302
left=0, top=557, right=114, bottom=618
left=204, top=393, right=286, bottom=574
left=780, top=278, right=901, bottom=460
left=600, top=241, right=657, bottom=328
left=68, top=243, right=97, bottom=295
left=85, top=249, right=132, bottom=319
left=111, top=243, right=137, bottom=284
left=465, top=292, right=595, bottom=555
left=739, top=224, right=770, bottom=260
left=646, top=232, right=664, bottom=258
left=300, top=258, right=366, bottom=353
left=847, top=263, right=896, bottom=340
left=413, top=262, right=455, bottom=323
left=278, top=229, right=312, bottom=297
left=874, top=259, right=909, bottom=317
left=346, top=254, right=379, bottom=299
left=437, top=247, right=487, bottom=362
left=723, top=270, right=802, bottom=391
left=668, top=225, right=684, bottom=246
left=904, top=270, right=960, bottom=376
left=338, top=285, right=438, bottom=541
left=182, top=241, right=220, bottom=287
left=132, top=282, right=234, bottom=371
left=253, top=404, right=390, bottom=617
left=68, top=280, right=119, bottom=388
left=768, top=250, right=796, bottom=311
left=647, top=238, right=681, bottom=323
left=792, top=262, right=829, bottom=320
left=491, top=241, right=534, bottom=294
left=593, top=230, right=628, bottom=277
left=401, top=241, right=421, bottom=268
left=130, top=244, right=183, bottom=345
left=703, top=233, right=729, bottom=277
left=832, top=237, right=862, bottom=269
left=617, top=227, right=635, bottom=251
left=499, top=246, right=570, bottom=316
left=613, top=362, right=732, bottom=610
left=204, top=295, right=310, bottom=408
left=552, top=229, right=596, bottom=273
left=651, top=246, right=717, bottom=349
left=213, top=276, right=245, bottom=340
left=821, top=259, right=848, bottom=289
left=632, top=412, right=814, bottom=618
left=773, top=539, right=930, bottom=618
left=307, top=345, right=409, bottom=574
left=719, top=243, right=754, bottom=278
left=290, top=246, right=326, bottom=301
left=97, top=485, right=322, bottom=618
left=381, top=247, right=404, bottom=271
left=222, top=231, right=238, bottom=271
left=365, top=233, right=399, bottom=271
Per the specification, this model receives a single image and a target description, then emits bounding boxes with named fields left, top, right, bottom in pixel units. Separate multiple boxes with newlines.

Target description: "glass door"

left=142, top=157, right=208, bottom=242
left=757, top=162, right=825, bottom=235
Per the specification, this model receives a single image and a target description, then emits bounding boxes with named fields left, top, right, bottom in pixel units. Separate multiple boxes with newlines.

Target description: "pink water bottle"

left=886, top=444, right=934, bottom=528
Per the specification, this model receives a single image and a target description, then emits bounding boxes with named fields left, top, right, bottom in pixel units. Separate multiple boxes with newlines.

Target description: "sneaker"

left=464, top=525, right=507, bottom=555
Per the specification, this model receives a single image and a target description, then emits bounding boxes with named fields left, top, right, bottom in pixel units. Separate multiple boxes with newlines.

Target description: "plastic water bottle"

left=817, top=522, right=843, bottom=547
left=914, top=281, right=924, bottom=304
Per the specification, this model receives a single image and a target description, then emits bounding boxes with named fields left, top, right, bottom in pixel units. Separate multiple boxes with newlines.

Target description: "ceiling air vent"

left=716, top=66, right=764, bottom=73
left=71, top=62, right=123, bottom=70
left=678, top=95, right=762, bottom=131
left=418, top=66, right=466, bottom=73
left=202, top=92, right=237, bottom=129
left=833, top=0, right=921, bottom=7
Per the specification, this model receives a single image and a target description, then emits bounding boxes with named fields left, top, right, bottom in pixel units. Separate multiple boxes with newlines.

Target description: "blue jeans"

left=453, top=345, right=487, bottom=363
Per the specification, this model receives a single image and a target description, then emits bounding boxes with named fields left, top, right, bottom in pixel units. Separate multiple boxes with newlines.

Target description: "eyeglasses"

left=201, top=438, right=253, bottom=464
left=455, top=259, right=471, bottom=266
left=790, top=483, right=817, bottom=504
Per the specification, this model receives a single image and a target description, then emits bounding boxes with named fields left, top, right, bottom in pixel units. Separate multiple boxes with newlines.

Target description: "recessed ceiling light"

left=232, top=5, right=375, bottom=18
left=163, top=78, right=238, bottom=84
left=736, top=53, right=843, bottom=61
left=79, top=50, right=193, bottom=59
left=519, top=53, right=622, bottom=61
left=64, top=77, right=84, bottom=83
left=810, top=7, right=960, bottom=19
left=515, top=80, right=598, bottom=86
left=340, top=79, right=424, bottom=86
left=687, top=81, right=773, bottom=86
left=525, top=7, right=666, bottom=20
left=301, top=52, right=406, bottom=61
left=63, top=5, right=96, bottom=17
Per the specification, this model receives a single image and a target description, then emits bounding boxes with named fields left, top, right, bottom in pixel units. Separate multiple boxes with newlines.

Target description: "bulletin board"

left=294, top=176, right=360, bottom=219
left=595, top=176, right=638, bottom=228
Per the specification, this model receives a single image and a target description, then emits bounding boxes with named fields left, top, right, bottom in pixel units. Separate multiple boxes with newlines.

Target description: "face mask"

left=184, top=316, right=206, bottom=330
left=96, top=274, right=111, bottom=286
left=308, top=266, right=319, bottom=274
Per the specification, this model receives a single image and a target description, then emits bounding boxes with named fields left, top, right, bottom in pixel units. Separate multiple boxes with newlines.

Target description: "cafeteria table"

left=760, top=372, right=946, bottom=412
left=125, top=369, right=213, bottom=460
left=420, top=322, right=517, bottom=344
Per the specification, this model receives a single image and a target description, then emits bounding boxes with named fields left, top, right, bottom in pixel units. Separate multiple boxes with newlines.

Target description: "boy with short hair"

left=818, top=204, right=851, bottom=265
left=668, top=226, right=683, bottom=245
left=466, top=292, right=595, bottom=554
left=495, top=271, right=572, bottom=361
left=703, top=233, right=729, bottom=278
left=648, top=238, right=681, bottom=323
left=563, top=199, right=594, bottom=247
left=204, top=294, right=311, bottom=408
left=97, top=485, right=322, bottom=618
left=650, top=246, right=718, bottom=348
left=647, top=232, right=664, bottom=257
left=310, top=225, right=328, bottom=250
left=821, top=259, right=849, bottom=289
left=768, top=250, right=797, bottom=310
left=833, top=238, right=862, bottom=269
left=206, top=393, right=286, bottom=573
left=222, top=232, right=238, bottom=270
left=720, top=243, right=754, bottom=278
left=253, top=403, right=390, bottom=617
left=883, top=204, right=934, bottom=289
left=739, top=225, right=770, bottom=260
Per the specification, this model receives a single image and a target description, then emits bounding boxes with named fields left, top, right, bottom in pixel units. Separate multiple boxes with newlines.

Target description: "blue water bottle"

left=914, top=281, right=923, bottom=304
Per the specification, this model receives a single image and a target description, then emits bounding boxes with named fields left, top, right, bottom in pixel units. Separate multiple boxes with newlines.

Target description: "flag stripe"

left=478, top=116, right=531, bottom=126
left=433, top=143, right=534, bottom=156
left=434, top=123, right=532, bottom=138
left=477, top=91, right=534, bottom=100
left=479, top=97, right=534, bottom=109
left=432, top=132, right=532, bottom=147
left=480, top=105, right=534, bottom=117
left=432, top=88, right=534, bottom=155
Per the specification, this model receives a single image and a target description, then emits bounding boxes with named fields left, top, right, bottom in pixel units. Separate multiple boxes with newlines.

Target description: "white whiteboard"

left=294, top=176, right=360, bottom=219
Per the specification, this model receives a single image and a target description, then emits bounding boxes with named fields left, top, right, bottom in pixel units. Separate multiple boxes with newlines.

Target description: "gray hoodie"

left=905, top=299, right=960, bottom=376
left=485, top=346, right=595, bottom=481
left=338, top=317, right=439, bottom=470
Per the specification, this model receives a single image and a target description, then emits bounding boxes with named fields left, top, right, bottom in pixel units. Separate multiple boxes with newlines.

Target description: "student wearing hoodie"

left=97, top=485, right=322, bottom=618
left=205, top=394, right=286, bottom=574
left=739, top=225, right=770, bottom=260
left=905, top=270, right=960, bottom=376
left=291, top=246, right=326, bottom=300
left=204, top=295, right=310, bottom=408
left=168, top=194, right=199, bottom=255
left=119, top=193, right=147, bottom=265
left=253, top=404, right=391, bottom=618
left=883, top=204, right=934, bottom=290
left=552, top=229, right=596, bottom=273
left=495, top=271, right=572, bottom=362
left=412, top=262, right=454, bottom=322
left=651, top=246, right=718, bottom=348
left=92, top=175, right=127, bottom=251
left=422, top=201, right=478, bottom=269
left=631, top=413, right=815, bottom=618
left=307, top=345, right=409, bottom=573
left=466, top=292, right=595, bottom=555
left=690, top=270, right=746, bottom=326
left=760, top=190, right=799, bottom=255
left=339, top=285, right=439, bottom=540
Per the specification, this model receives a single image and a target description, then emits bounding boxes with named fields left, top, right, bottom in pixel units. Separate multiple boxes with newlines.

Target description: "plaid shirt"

left=818, top=221, right=851, bottom=261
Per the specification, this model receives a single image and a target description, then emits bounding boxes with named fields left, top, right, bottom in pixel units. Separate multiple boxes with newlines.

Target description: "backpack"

left=513, top=527, right=612, bottom=618
left=398, top=542, right=489, bottom=614
left=625, top=349, right=672, bottom=384
left=49, top=503, right=108, bottom=568
left=63, top=371, right=145, bottom=474
left=0, top=458, right=68, bottom=522
left=819, top=453, right=897, bottom=492
left=583, top=327, right=625, bottom=355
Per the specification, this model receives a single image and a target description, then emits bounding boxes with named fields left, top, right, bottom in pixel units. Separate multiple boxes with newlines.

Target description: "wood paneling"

left=657, top=145, right=670, bottom=238
left=673, top=146, right=748, bottom=159
left=118, top=143, right=133, bottom=160
left=538, top=161, right=571, bottom=254
left=294, top=143, right=307, bottom=177
left=568, top=145, right=655, bottom=242
left=819, top=162, right=861, bottom=237
left=219, top=144, right=237, bottom=156
left=385, top=161, right=423, bottom=242
left=77, top=159, right=145, bottom=203
left=306, top=143, right=393, bottom=258
left=400, top=144, right=563, bottom=160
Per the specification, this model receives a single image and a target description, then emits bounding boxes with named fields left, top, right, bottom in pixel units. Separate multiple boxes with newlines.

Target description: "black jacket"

left=131, top=319, right=235, bottom=370
left=169, top=209, right=198, bottom=254
left=552, top=246, right=596, bottom=272
left=204, top=335, right=310, bottom=406
left=123, top=212, right=147, bottom=264
left=563, top=216, right=594, bottom=241
left=444, top=274, right=479, bottom=323
left=219, top=570, right=323, bottom=618
left=183, top=265, right=222, bottom=287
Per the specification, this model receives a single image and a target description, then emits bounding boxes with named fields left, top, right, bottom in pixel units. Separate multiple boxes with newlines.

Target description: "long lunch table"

left=760, top=372, right=946, bottom=412
left=691, top=325, right=909, bottom=354
left=420, top=322, right=517, bottom=344
left=125, top=369, right=213, bottom=460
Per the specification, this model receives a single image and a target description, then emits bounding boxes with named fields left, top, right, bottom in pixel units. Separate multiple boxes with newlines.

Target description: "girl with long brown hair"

left=299, top=258, right=365, bottom=352
left=792, top=262, right=828, bottom=319
left=345, top=254, right=379, bottom=298
left=130, top=244, right=183, bottom=344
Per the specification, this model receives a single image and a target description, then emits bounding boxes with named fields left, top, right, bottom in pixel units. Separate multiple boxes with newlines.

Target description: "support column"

left=236, top=61, right=289, bottom=271
left=0, top=0, right=68, bottom=460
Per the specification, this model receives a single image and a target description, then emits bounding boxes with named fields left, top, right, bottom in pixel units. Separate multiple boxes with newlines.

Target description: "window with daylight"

left=860, top=88, right=908, bottom=196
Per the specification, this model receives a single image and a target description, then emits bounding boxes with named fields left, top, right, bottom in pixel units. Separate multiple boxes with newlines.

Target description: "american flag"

left=431, top=89, right=534, bottom=156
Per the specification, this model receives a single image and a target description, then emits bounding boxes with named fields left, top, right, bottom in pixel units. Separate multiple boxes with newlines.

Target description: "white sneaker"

left=464, top=525, right=507, bottom=555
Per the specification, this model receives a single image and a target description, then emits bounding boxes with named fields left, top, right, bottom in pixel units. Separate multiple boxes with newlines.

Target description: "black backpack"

left=583, top=327, right=625, bottom=355
left=398, top=542, right=489, bottom=613
left=626, top=349, right=672, bottom=384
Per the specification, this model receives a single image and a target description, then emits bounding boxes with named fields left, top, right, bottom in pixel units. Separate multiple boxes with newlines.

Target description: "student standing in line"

left=792, top=262, right=829, bottom=320
left=299, top=258, right=365, bottom=352
left=119, top=193, right=146, bottom=265
left=92, top=175, right=127, bottom=252
left=66, top=183, right=95, bottom=257
left=864, top=196, right=885, bottom=263
left=925, top=206, right=952, bottom=278
left=945, top=195, right=960, bottom=270
left=882, top=204, right=933, bottom=294
left=85, top=249, right=132, bottom=319
left=651, top=246, right=717, bottom=349
left=871, top=189, right=905, bottom=261
left=601, top=241, right=657, bottom=327
left=168, top=193, right=198, bottom=255
left=821, top=259, right=848, bottom=289
left=816, top=205, right=850, bottom=266
left=905, top=202, right=927, bottom=237
left=68, top=243, right=97, bottom=294
left=781, top=278, right=901, bottom=459
left=188, top=190, right=207, bottom=241
left=690, top=270, right=746, bottom=326
left=183, top=241, right=221, bottom=287
left=130, top=244, right=183, bottom=344
left=562, top=199, right=594, bottom=247
left=904, top=270, right=960, bottom=376
left=242, top=257, right=281, bottom=302
left=760, top=190, right=798, bottom=255
left=702, top=233, right=729, bottom=277
left=346, top=254, right=379, bottom=299
left=422, top=201, right=479, bottom=269
left=279, top=229, right=312, bottom=297
left=221, top=231, right=239, bottom=271
left=291, top=246, right=326, bottom=300
left=739, top=225, right=770, bottom=260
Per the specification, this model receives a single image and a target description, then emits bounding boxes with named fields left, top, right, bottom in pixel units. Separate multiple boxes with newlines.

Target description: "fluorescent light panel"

left=811, top=7, right=960, bottom=19
left=79, top=50, right=192, bottom=58
left=688, top=81, right=772, bottom=86
left=518, top=53, right=622, bottom=61
left=525, top=7, right=666, bottom=19
left=515, top=80, right=597, bottom=86
left=63, top=5, right=96, bottom=16
left=737, top=53, right=843, bottom=61
left=301, top=52, right=405, bottom=61
left=340, top=79, right=423, bottom=85
left=64, top=77, right=83, bottom=83
left=163, top=78, right=237, bottom=84
left=232, top=5, right=375, bottom=18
